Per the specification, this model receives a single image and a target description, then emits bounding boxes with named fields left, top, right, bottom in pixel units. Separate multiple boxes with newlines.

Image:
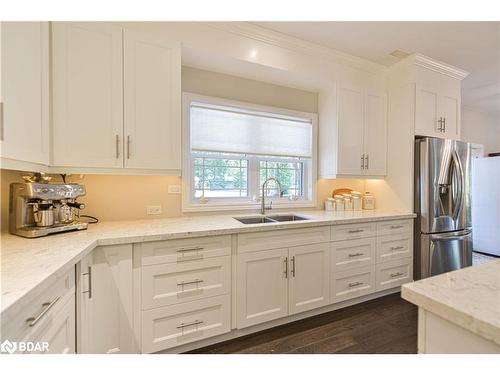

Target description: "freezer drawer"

left=416, top=230, right=472, bottom=280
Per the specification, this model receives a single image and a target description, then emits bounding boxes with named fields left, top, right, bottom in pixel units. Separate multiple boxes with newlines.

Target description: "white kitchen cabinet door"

left=78, top=244, right=136, bottom=354
left=236, top=248, right=288, bottom=329
left=52, top=22, right=124, bottom=168
left=363, top=91, right=387, bottom=176
left=123, top=29, right=181, bottom=171
left=288, top=243, right=330, bottom=315
left=415, top=84, right=440, bottom=137
left=0, top=22, right=49, bottom=165
left=337, top=85, right=364, bottom=175
left=438, top=94, right=459, bottom=140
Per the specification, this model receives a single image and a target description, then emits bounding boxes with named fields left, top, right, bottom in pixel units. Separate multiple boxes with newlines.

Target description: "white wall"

left=461, top=108, right=500, bottom=155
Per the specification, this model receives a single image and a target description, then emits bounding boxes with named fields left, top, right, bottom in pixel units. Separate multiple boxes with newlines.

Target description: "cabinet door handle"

left=390, top=225, right=404, bottom=229
left=390, top=246, right=404, bottom=251
left=126, top=135, right=131, bottom=159
left=437, top=117, right=442, bottom=132
left=177, top=279, right=203, bottom=287
left=361, top=154, right=365, bottom=170
left=177, top=246, right=204, bottom=253
left=365, top=154, right=369, bottom=170
left=390, top=272, right=404, bottom=278
left=291, top=256, right=296, bottom=277
left=284, top=257, right=288, bottom=278
left=348, top=229, right=364, bottom=233
left=348, top=252, right=364, bottom=258
left=177, top=320, right=203, bottom=330
left=0, top=102, right=4, bottom=141
left=82, top=266, right=92, bottom=299
left=115, top=134, right=120, bottom=158
left=348, top=281, right=363, bottom=287
left=26, top=296, right=60, bottom=327
left=443, top=117, right=446, bottom=133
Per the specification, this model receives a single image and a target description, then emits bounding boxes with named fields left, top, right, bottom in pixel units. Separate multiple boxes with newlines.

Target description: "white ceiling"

left=253, top=22, right=500, bottom=114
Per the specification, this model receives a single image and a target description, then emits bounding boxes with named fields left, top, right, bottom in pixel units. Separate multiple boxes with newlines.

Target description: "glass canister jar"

left=351, top=191, right=363, bottom=211
left=343, top=194, right=353, bottom=210
left=362, top=192, right=376, bottom=210
left=334, top=195, right=344, bottom=211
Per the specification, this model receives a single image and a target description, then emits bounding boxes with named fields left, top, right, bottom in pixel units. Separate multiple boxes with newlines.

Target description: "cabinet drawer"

left=377, top=219, right=412, bottom=236
left=376, top=258, right=412, bottom=291
left=141, top=256, right=231, bottom=309
left=141, top=295, right=230, bottom=353
left=377, top=233, right=412, bottom=263
left=331, top=265, right=375, bottom=303
left=331, top=222, right=377, bottom=241
left=138, top=235, right=231, bottom=266
left=1, top=267, right=75, bottom=342
left=331, top=238, right=375, bottom=271
left=237, top=226, right=330, bottom=253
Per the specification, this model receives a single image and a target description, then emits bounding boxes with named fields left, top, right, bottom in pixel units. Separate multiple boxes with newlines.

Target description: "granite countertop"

left=402, top=260, right=500, bottom=345
left=1, top=210, right=415, bottom=317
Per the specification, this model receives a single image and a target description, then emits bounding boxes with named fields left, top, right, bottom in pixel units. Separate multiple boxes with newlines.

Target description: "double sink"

left=234, top=214, right=309, bottom=225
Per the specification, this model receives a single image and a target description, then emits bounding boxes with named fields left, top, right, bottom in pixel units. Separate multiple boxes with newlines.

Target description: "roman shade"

left=190, top=102, right=313, bottom=158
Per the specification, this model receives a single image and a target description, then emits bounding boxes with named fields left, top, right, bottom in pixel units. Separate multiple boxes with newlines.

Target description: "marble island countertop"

left=1, top=209, right=415, bottom=316
left=402, top=260, right=500, bottom=346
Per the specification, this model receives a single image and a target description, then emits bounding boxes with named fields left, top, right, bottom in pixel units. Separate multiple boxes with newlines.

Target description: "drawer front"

left=141, top=256, right=231, bottom=309
left=377, top=219, right=412, bottom=236
left=376, top=258, right=412, bottom=291
left=377, top=233, right=412, bottom=263
left=331, top=265, right=375, bottom=303
left=237, top=226, right=330, bottom=253
left=141, top=295, right=230, bottom=353
left=139, top=235, right=231, bottom=266
left=1, top=267, right=75, bottom=342
left=331, top=222, right=377, bottom=242
left=331, top=238, right=376, bottom=271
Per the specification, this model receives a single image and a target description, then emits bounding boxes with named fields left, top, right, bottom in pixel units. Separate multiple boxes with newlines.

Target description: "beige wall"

left=0, top=67, right=370, bottom=230
left=461, top=108, right=500, bottom=155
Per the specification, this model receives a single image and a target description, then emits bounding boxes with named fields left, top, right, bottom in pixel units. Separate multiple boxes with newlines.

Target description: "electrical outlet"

left=146, top=205, right=162, bottom=215
left=168, top=185, right=181, bottom=194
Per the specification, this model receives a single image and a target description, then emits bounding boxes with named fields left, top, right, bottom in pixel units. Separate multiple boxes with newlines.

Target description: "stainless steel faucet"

left=261, top=177, right=283, bottom=215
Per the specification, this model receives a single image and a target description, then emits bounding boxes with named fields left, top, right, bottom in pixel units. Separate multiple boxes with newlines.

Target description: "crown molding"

left=413, top=53, right=469, bottom=80
left=206, top=22, right=388, bottom=75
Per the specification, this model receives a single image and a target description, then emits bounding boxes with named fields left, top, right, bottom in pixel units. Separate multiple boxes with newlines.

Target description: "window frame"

left=182, top=92, right=318, bottom=212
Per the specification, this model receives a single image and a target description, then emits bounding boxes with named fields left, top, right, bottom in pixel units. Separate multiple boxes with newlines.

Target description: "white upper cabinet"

left=52, top=23, right=181, bottom=173
left=123, top=29, right=181, bottom=171
left=0, top=22, right=49, bottom=166
left=52, top=22, right=124, bottom=168
left=321, top=82, right=387, bottom=178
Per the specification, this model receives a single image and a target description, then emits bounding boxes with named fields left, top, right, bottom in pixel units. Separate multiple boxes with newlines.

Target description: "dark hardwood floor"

left=186, top=293, right=417, bottom=354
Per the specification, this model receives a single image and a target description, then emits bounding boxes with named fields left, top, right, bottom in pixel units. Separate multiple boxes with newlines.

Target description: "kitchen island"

left=402, top=260, right=500, bottom=353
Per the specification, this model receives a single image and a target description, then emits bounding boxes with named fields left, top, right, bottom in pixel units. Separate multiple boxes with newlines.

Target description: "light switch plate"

left=168, top=185, right=181, bottom=194
left=146, top=205, right=162, bottom=215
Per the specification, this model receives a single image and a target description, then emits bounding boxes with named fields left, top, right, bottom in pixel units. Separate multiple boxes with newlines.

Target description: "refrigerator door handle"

left=430, top=232, right=471, bottom=241
left=451, top=149, right=464, bottom=222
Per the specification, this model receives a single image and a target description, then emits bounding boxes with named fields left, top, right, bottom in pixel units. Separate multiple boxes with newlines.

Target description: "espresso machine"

left=9, top=175, right=88, bottom=238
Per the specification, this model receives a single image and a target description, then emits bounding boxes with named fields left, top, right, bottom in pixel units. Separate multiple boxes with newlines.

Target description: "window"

left=183, top=93, right=317, bottom=211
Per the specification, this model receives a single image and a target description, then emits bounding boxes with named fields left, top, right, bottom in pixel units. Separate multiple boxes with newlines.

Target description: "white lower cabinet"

left=331, top=265, right=375, bottom=303
left=236, top=248, right=289, bottom=329
left=288, top=243, right=330, bottom=314
left=375, top=258, right=412, bottom=291
left=78, top=244, right=136, bottom=354
left=331, top=237, right=376, bottom=271
left=142, top=295, right=230, bottom=353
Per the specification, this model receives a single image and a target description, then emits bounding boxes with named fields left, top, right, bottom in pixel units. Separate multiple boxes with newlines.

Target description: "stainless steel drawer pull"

left=390, top=246, right=404, bottom=251
left=390, top=225, right=404, bottom=229
left=284, top=257, right=288, bottom=278
left=291, top=256, right=296, bottom=277
left=177, top=279, right=203, bottom=287
left=348, top=229, right=364, bottom=233
left=348, top=281, right=364, bottom=287
left=390, top=272, right=404, bottom=278
left=348, top=252, right=364, bottom=258
left=82, top=266, right=92, bottom=299
left=177, top=320, right=203, bottom=329
left=26, top=296, right=60, bottom=327
left=177, top=246, right=204, bottom=253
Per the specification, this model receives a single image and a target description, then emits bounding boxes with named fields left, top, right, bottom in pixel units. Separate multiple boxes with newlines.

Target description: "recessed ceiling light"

left=389, top=49, right=410, bottom=59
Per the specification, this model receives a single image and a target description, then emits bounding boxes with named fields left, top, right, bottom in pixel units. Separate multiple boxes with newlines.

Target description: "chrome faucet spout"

left=261, top=177, right=283, bottom=215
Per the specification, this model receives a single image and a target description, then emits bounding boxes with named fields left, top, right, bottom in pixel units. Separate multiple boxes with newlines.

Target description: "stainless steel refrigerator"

left=414, top=137, right=473, bottom=280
